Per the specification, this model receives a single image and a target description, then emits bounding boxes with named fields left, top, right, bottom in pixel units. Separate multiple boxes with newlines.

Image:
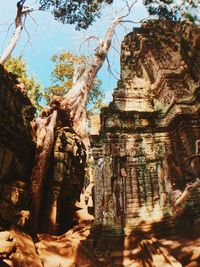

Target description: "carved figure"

left=189, top=140, right=200, bottom=179
left=112, top=157, right=126, bottom=218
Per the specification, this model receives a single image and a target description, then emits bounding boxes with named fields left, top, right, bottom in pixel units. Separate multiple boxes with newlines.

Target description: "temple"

left=1, top=20, right=200, bottom=266
left=92, top=20, right=200, bottom=237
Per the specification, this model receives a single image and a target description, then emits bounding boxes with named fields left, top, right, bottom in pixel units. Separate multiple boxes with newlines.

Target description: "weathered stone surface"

left=39, top=126, right=86, bottom=234
left=0, top=65, right=35, bottom=182
left=0, top=65, right=87, bottom=234
left=2, top=183, right=29, bottom=207
left=0, top=66, right=35, bottom=229
left=89, top=114, right=101, bottom=136
left=93, top=21, right=200, bottom=236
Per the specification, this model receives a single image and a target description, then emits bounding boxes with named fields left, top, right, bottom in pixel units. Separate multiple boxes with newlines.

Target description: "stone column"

left=93, top=147, right=104, bottom=225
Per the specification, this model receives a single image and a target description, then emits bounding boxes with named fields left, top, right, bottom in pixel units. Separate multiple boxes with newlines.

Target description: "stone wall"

left=40, top=126, right=86, bottom=234
left=0, top=65, right=36, bottom=228
left=0, top=65, right=86, bottom=234
left=92, top=21, right=200, bottom=236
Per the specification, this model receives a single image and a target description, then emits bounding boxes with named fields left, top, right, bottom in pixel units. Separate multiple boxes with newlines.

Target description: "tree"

left=0, top=1, right=33, bottom=65
left=21, top=0, right=200, bottom=233
left=44, top=50, right=105, bottom=113
left=39, top=0, right=114, bottom=30
left=35, top=0, right=199, bottom=136
left=143, top=0, right=200, bottom=22
left=1, top=0, right=200, bottom=234
left=4, top=56, right=43, bottom=110
left=1, top=1, right=199, bottom=65
left=30, top=6, right=135, bottom=232
left=0, top=0, right=115, bottom=64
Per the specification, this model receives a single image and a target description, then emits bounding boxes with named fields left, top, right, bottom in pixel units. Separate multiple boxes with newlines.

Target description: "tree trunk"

left=0, top=25, right=22, bottom=65
left=62, top=17, right=121, bottom=139
left=30, top=110, right=57, bottom=233
left=29, top=10, right=132, bottom=233
left=0, top=1, right=32, bottom=65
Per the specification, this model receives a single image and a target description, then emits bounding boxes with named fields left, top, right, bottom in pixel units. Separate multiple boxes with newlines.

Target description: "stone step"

left=126, top=208, right=140, bottom=213
left=124, top=212, right=139, bottom=218
left=126, top=202, right=139, bottom=211
left=126, top=199, right=140, bottom=204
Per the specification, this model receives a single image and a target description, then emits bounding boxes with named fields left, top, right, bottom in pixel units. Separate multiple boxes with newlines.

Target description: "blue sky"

left=0, top=0, right=147, bottom=103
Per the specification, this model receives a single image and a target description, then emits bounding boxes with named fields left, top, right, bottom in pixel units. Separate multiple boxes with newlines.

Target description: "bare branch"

left=28, top=13, right=39, bottom=28
left=119, top=0, right=139, bottom=20
left=79, top=36, right=101, bottom=52
left=106, top=55, right=119, bottom=80
left=111, top=44, right=120, bottom=55
left=1, top=22, right=14, bottom=54
left=23, top=16, right=34, bottom=51
left=115, top=0, right=137, bottom=17
left=62, top=0, right=139, bottom=138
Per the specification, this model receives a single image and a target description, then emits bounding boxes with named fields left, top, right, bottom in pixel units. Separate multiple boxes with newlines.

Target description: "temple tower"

left=92, top=21, right=200, bottom=236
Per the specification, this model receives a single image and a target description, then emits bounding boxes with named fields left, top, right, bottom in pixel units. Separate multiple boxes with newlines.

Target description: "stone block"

left=93, top=21, right=200, bottom=237
left=2, top=184, right=28, bottom=207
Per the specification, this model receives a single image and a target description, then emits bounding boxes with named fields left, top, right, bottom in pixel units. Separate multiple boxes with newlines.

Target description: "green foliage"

left=4, top=57, right=43, bottom=110
left=44, top=50, right=106, bottom=114
left=143, top=0, right=199, bottom=22
left=44, top=51, right=86, bottom=101
left=39, top=0, right=114, bottom=30
left=39, top=0, right=199, bottom=28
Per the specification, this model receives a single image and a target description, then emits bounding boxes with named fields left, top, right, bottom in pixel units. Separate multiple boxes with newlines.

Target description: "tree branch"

left=0, top=1, right=33, bottom=65
left=79, top=35, right=101, bottom=52
left=106, top=55, right=119, bottom=80
left=31, top=110, right=58, bottom=233
left=61, top=0, right=137, bottom=138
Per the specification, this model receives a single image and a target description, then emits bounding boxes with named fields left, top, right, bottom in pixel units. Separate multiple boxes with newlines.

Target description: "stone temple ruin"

left=0, top=65, right=86, bottom=234
left=92, top=20, right=200, bottom=238
left=0, top=20, right=200, bottom=266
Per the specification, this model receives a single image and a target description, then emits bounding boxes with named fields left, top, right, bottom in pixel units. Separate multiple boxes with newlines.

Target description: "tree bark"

left=0, top=1, right=31, bottom=65
left=30, top=110, right=58, bottom=233
left=29, top=7, right=134, bottom=232
left=63, top=17, right=121, bottom=138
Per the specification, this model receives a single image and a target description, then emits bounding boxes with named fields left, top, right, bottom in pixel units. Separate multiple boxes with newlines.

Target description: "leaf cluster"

left=4, top=57, right=43, bottom=110
left=44, top=50, right=106, bottom=113
left=39, top=0, right=113, bottom=30
left=143, top=0, right=199, bottom=22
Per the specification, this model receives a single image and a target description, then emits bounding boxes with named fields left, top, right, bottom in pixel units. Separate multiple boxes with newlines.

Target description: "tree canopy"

left=143, top=0, right=199, bottom=22
left=39, top=0, right=114, bottom=30
left=38, top=0, right=200, bottom=29
left=44, top=50, right=105, bottom=113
